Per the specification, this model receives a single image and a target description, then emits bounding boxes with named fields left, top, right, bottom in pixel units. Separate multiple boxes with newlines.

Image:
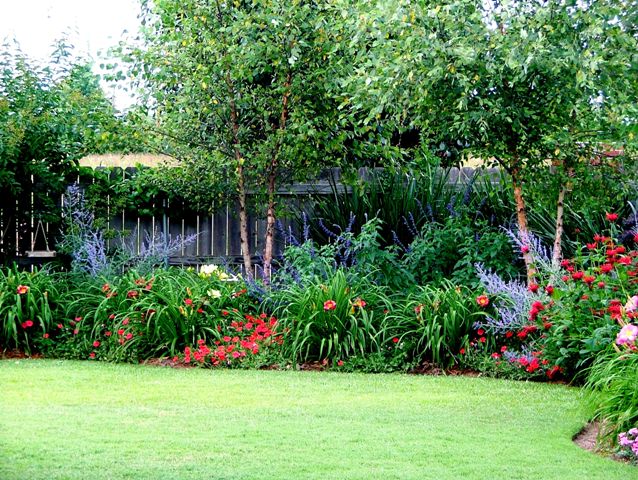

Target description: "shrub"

left=0, top=266, right=61, bottom=355
left=388, top=281, right=483, bottom=368
left=586, top=347, right=638, bottom=442
left=48, top=266, right=255, bottom=362
left=271, top=269, right=393, bottom=364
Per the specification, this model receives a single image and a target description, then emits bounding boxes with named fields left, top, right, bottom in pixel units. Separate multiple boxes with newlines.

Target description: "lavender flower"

left=474, top=263, right=533, bottom=334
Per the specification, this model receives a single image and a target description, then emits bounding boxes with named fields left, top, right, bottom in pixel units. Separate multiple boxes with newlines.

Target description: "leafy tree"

left=0, top=42, right=140, bottom=259
left=335, top=0, right=638, bottom=280
left=123, top=0, right=348, bottom=279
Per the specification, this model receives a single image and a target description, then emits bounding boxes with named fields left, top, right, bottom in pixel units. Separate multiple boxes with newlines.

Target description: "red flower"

left=184, top=298, right=193, bottom=306
left=586, top=243, right=598, bottom=250
left=414, top=304, right=423, bottom=315
left=572, top=271, right=584, bottom=280
left=43, top=333, right=49, bottom=339
left=93, top=340, right=101, bottom=348
left=89, top=353, right=96, bottom=359
left=491, top=353, right=500, bottom=359
left=392, top=337, right=399, bottom=343
left=459, top=348, right=466, bottom=355
left=500, top=346, right=508, bottom=352
left=606, top=212, right=619, bottom=222
left=476, top=295, right=490, bottom=307
left=105, top=331, right=112, bottom=337
left=545, top=285, right=554, bottom=296
left=125, top=333, right=133, bottom=340
left=528, top=283, right=539, bottom=293
left=505, top=331, right=514, bottom=338
left=352, top=298, right=367, bottom=309
left=543, top=322, right=553, bottom=330
left=600, top=263, right=613, bottom=273
left=57, top=323, right=63, bottom=329
left=337, top=360, right=344, bottom=366
left=102, top=283, right=111, bottom=293
left=127, top=290, right=138, bottom=299
left=122, top=318, right=129, bottom=325
left=73, top=329, right=79, bottom=335
left=477, top=329, right=485, bottom=336
left=16, top=285, right=29, bottom=295
left=25, top=320, right=33, bottom=327
left=221, top=310, right=229, bottom=316
left=583, top=275, right=596, bottom=286
left=323, top=300, right=337, bottom=311
left=109, top=314, right=116, bottom=320
left=618, top=256, right=632, bottom=265
left=479, top=337, right=486, bottom=343
left=117, top=329, right=125, bottom=336
left=197, top=308, right=204, bottom=314
left=521, top=245, right=530, bottom=254
left=597, top=281, right=606, bottom=289
left=561, top=275, right=570, bottom=282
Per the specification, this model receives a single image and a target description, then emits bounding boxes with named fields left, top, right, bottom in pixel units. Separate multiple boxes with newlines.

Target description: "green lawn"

left=0, top=360, right=632, bottom=480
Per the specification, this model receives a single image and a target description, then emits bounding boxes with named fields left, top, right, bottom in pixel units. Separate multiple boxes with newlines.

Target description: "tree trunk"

left=261, top=71, right=292, bottom=283
left=262, top=171, right=277, bottom=282
left=511, top=169, right=535, bottom=283
left=236, top=163, right=253, bottom=279
left=552, top=184, right=567, bottom=268
left=226, top=74, right=253, bottom=278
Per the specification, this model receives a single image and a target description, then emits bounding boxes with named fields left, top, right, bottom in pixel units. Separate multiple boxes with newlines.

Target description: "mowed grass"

left=0, top=360, right=632, bottom=480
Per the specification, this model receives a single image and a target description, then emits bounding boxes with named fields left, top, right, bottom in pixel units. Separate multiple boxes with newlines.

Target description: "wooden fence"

left=0, top=167, right=497, bottom=272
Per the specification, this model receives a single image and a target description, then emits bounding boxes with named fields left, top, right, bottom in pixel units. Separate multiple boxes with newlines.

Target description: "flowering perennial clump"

left=176, top=313, right=282, bottom=367
left=618, top=428, right=638, bottom=462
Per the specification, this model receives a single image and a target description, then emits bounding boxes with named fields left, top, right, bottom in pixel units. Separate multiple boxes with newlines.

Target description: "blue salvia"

left=318, top=218, right=338, bottom=240
left=392, top=230, right=409, bottom=253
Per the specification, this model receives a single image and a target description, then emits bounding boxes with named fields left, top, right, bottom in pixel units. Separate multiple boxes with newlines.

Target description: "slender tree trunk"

left=262, top=170, right=277, bottom=281
left=511, top=169, right=536, bottom=283
left=552, top=184, right=567, bottom=268
left=262, top=71, right=292, bottom=283
left=226, top=76, right=253, bottom=278
left=215, top=2, right=252, bottom=278
left=236, top=163, right=253, bottom=279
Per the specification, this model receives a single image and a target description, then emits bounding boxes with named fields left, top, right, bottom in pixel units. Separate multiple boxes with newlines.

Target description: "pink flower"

left=93, top=340, right=101, bottom=348
left=184, top=298, right=193, bottom=306
left=323, top=300, right=337, bottom=311
left=624, top=296, right=638, bottom=313
left=616, top=324, right=638, bottom=346
left=16, top=285, right=29, bottom=295
left=125, top=333, right=133, bottom=340
left=89, top=352, right=96, bottom=359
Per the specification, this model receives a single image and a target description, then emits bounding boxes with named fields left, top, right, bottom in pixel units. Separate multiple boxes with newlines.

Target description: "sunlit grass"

left=0, top=360, right=632, bottom=480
